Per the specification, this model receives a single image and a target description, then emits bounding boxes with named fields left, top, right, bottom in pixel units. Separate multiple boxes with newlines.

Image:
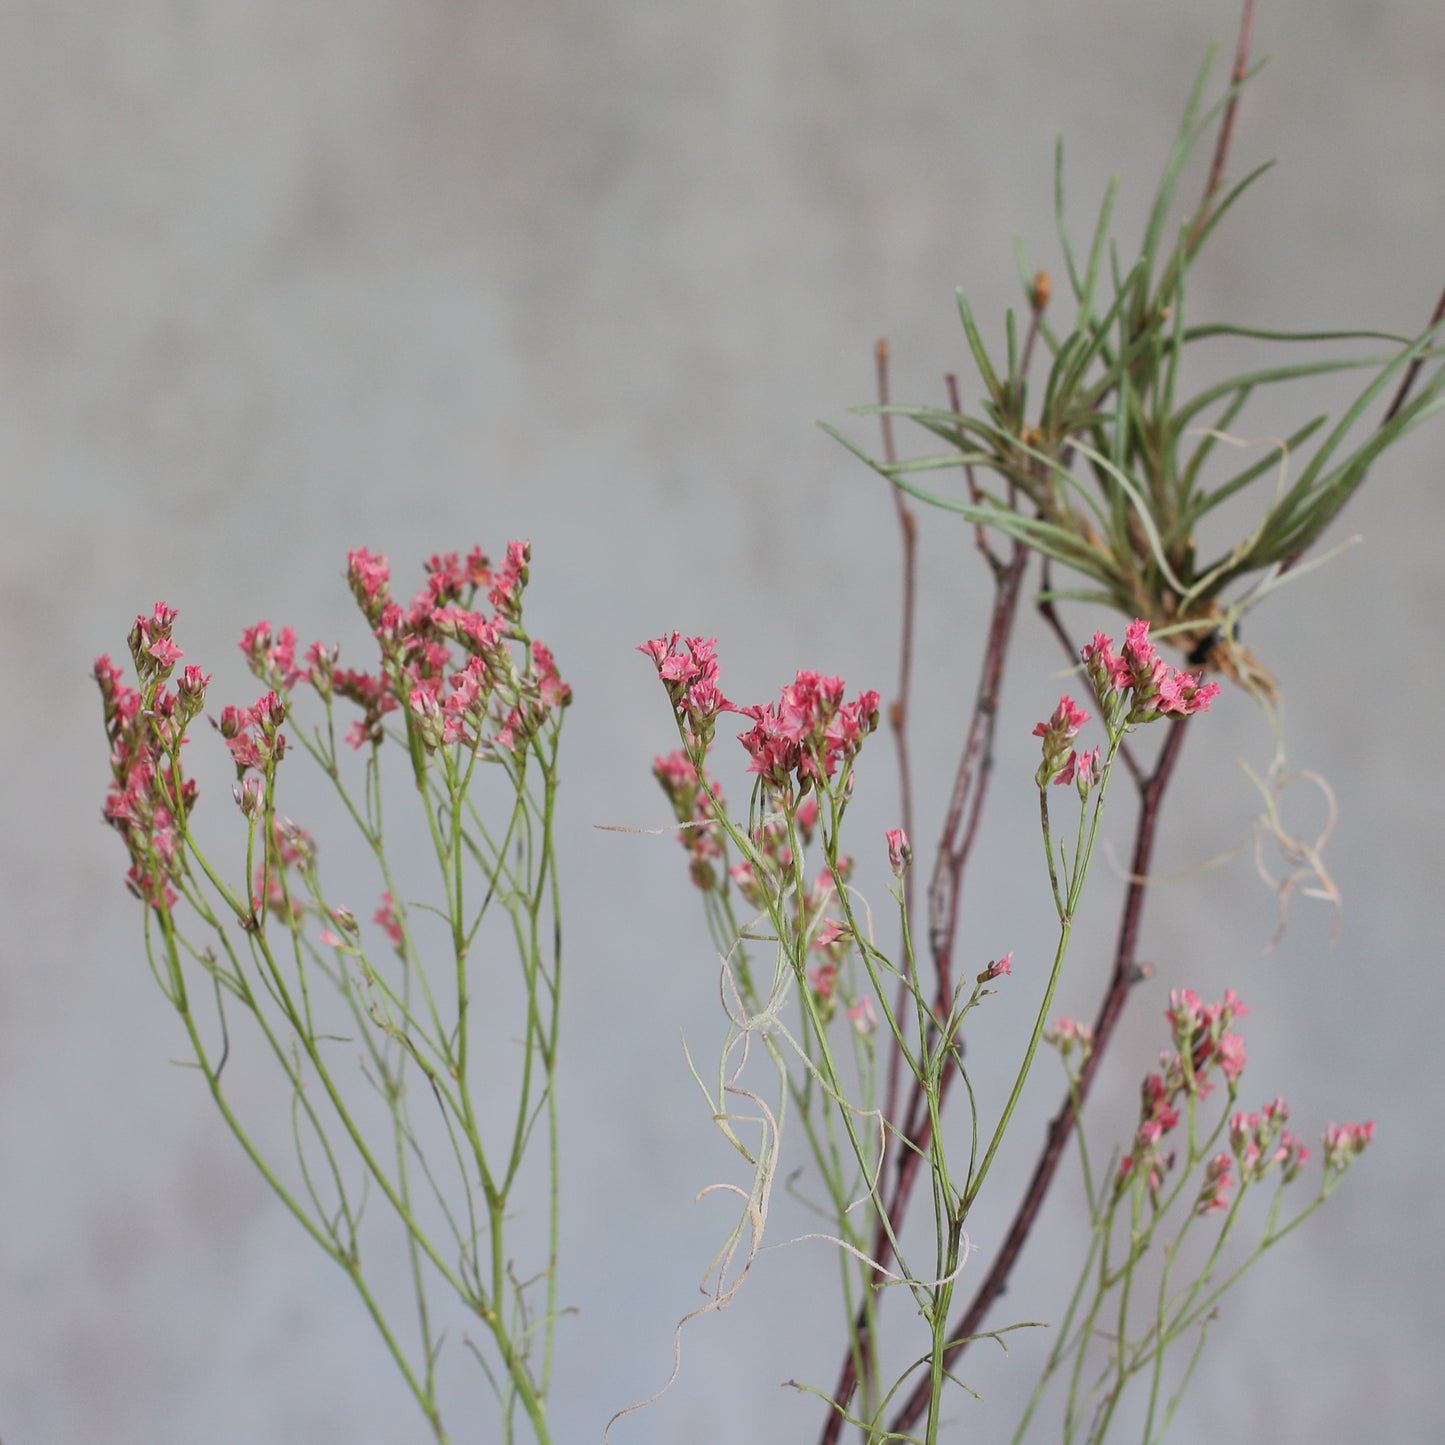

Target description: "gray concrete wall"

left=4, top=2, right=1441, bottom=1441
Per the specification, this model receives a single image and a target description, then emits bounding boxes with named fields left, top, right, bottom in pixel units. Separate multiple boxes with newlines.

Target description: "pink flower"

left=979, top=951, right=1013, bottom=983
left=1231, top=1099, right=1311, bottom=1183
left=1045, top=1017, right=1095, bottom=1065
left=1194, top=1153, right=1234, bottom=1216
left=1322, top=1120, right=1375, bottom=1173
left=652, top=750, right=725, bottom=890
left=241, top=621, right=311, bottom=692
left=1080, top=619, right=1222, bottom=727
left=531, top=640, right=571, bottom=709
left=147, top=636, right=184, bottom=667
left=347, top=548, right=392, bottom=619
left=809, top=959, right=838, bottom=1002
left=1216, top=1031, right=1247, bottom=1083
left=1033, top=694, right=1090, bottom=787
left=373, top=892, right=405, bottom=950
left=638, top=634, right=737, bottom=743
left=886, top=827, right=911, bottom=877
left=735, top=671, right=879, bottom=796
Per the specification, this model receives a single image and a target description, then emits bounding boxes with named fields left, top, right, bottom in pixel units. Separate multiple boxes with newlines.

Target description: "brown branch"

left=817, top=495, right=1028, bottom=1445
left=1186, top=0, right=1256, bottom=257
left=1380, top=282, right=1445, bottom=426
left=890, top=716, right=1193, bottom=1436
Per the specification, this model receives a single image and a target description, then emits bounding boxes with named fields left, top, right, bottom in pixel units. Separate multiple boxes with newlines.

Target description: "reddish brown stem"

left=817, top=498, right=1028, bottom=1445
left=889, top=717, right=1192, bottom=1435
left=1380, top=283, right=1445, bottom=427
left=1186, top=0, right=1256, bottom=257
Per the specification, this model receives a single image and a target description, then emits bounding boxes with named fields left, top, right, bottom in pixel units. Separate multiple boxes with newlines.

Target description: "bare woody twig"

left=1186, top=0, right=1256, bottom=256
left=817, top=423, right=1029, bottom=1445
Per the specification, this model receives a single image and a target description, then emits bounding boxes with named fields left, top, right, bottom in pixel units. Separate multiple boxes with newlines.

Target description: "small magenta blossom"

left=373, top=892, right=405, bottom=950
left=346, top=547, right=392, bottom=621
left=886, top=827, right=911, bottom=877
left=978, top=952, right=1013, bottom=984
left=1230, top=1099, right=1310, bottom=1184
left=1033, top=694, right=1090, bottom=788
left=1194, top=1152, right=1235, bottom=1216
left=214, top=692, right=288, bottom=774
left=654, top=750, right=727, bottom=891
left=123, top=602, right=187, bottom=694
left=1166, top=987, right=1249, bottom=1094
left=240, top=621, right=307, bottom=692
left=1322, top=1119, right=1376, bottom=1175
left=736, top=670, right=880, bottom=797
left=637, top=634, right=737, bottom=748
left=96, top=622, right=201, bottom=912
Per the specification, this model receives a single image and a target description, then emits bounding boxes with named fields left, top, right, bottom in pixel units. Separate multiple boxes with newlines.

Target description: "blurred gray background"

left=4, top=1, right=1441, bottom=1441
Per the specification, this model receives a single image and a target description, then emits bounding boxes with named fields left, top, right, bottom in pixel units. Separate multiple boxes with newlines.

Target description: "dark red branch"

left=818, top=486, right=1028, bottom=1445
left=1186, top=0, right=1256, bottom=257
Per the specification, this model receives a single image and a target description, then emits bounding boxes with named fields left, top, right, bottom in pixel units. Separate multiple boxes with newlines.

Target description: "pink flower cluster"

left=652, top=750, right=729, bottom=892
left=1033, top=619, right=1220, bottom=788
left=1322, top=1119, right=1375, bottom=1174
left=95, top=614, right=209, bottom=911
left=1045, top=1016, right=1096, bottom=1067
left=736, top=671, right=880, bottom=798
left=1229, top=1098, right=1310, bottom=1186
left=639, top=636, right=880, bottom=800
left=636, top=635, right=734, bottom=748
left=1117, top=988, right=1251, bottom=1204
left=98, top=547, right=567, bottom=910
left=1081, top=618, right=1221, bottom=726
left=1032, top=694, right=1098, bottom=790
left=374, top=891, right=405, bottom=951
left=242, top=544, right=569, bottom=754
left=1166, top=987, right=1249, bottom=1092
left=215, top=691, right=287, bottom=774
left=1195, top=1152, right=1235, bottom=1216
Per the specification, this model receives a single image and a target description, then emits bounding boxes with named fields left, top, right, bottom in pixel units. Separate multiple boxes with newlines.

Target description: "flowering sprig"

left=1081, top=619, right=1222, bottom=733
left=735, top=671, right=881, bottom=800
left=1032, top=619, right=1220, bottom=922
left=97, top=545, right=569, bottom=1445
left=652, top=750, right=729, bottom=892
left=95, top=625, right=208, bottom=913
left=1020, top=987, right=1374, bottom=1442
left=640, top=634, right=1008, bottom=1436
left=636, top=633, right=735, bottom=749
left=1033, top=694, right=1092, bottom=789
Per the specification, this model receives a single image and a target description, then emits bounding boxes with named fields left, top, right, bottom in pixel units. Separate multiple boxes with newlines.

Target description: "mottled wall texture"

left=4, top=2, right=1441, bottom=1442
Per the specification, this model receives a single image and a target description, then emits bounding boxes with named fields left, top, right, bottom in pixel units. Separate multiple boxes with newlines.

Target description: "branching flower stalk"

left=1010, top=995, right=1372, bottom=1444
left=97, top=545, right=570, bottom=1445
left=639, top=623, right=1219, bottom=1443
